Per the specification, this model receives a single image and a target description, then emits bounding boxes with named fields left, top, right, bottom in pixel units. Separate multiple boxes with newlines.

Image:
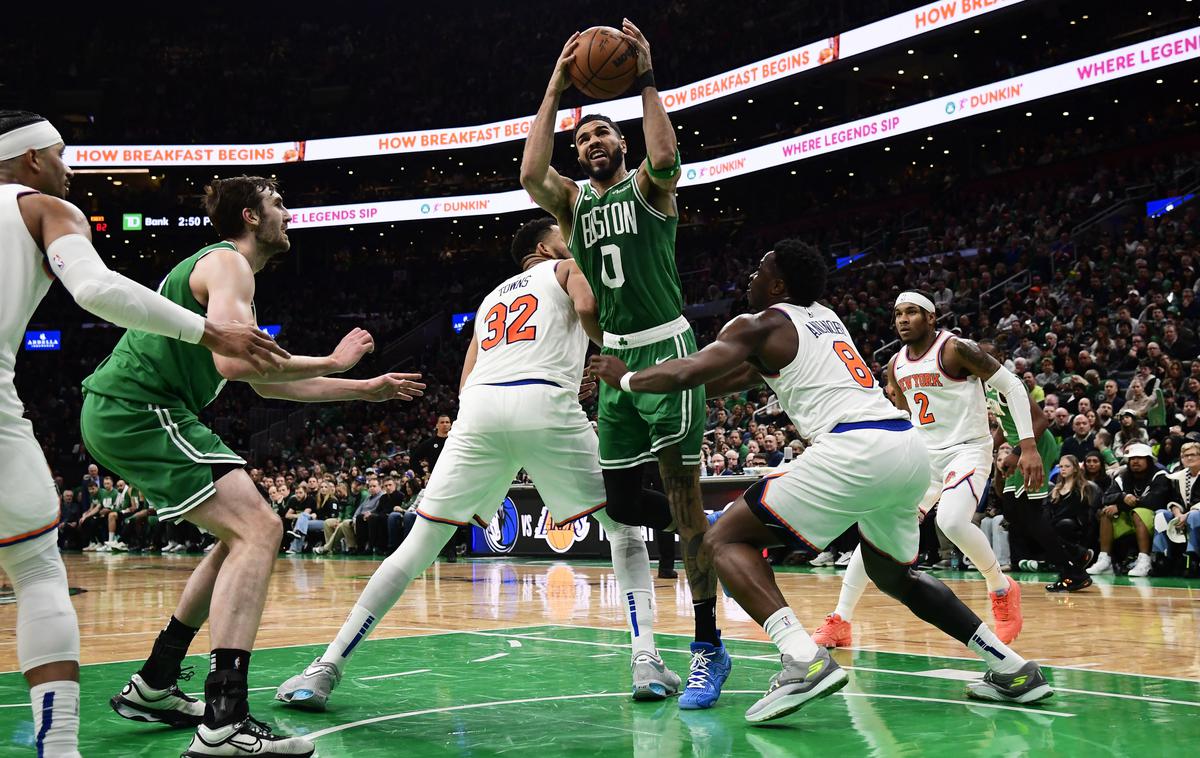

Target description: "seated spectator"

left=724, top=449, right=744, bottom=475
left=1096, top=401, right=1120, bottom=437
left=1152, top=441, right=1200, bottom=578
left=1048, top=406, right=1072, bottom=444
left=762, top=436, right=784, bottom=467
left=1035, top=358, right=1061, bottom=392
left=980, top=446, right=1012, bottom=571
left=1113, top=411, right=1150, bottom=460
left=1047, top=455, right=1100, bottom=567
left=1088, top=445, right=1170, bottom=577
left=57, top=489, right=84, bottom=550
left=1123, top=377, right=1160, bottom=421
left=1061, top=414, right=1097, bottom=461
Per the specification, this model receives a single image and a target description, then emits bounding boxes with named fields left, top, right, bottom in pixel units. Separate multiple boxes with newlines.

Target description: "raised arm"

left=194, top=250, right=373, bottom=383
left=519, top=33, right=581, bottom=225
left=22, top=193, right=288, bottom=372
left=589, top=313, right=768, bottom=393
left=621, top=19, right=681, bottom=211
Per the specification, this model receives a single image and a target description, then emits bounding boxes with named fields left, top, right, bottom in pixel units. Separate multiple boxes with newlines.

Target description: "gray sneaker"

left=275, top=658, right=341, bottom=711
left=631, top=652, right=681, bottom=700
left=966, top=661, right=1053, bottom=704
left=744, top=648, right=849, bottom=724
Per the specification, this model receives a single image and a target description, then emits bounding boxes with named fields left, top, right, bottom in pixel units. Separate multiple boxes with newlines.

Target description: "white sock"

left=764, top=607, right=820, bottom=661
left=319, top=517, right=454, bottom=674
left=107, top=532, right=115, bottom=542
left=594, top=511, right=658, bottom=657
left=966, top=623, right=1026, bottom=674
left=30, top=680, right=80, bottom=757
left=834, top=546, right=869, bottom=622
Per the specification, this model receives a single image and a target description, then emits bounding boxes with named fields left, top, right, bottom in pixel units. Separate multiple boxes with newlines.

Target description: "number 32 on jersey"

left=480, top=295, right=538, bottom=350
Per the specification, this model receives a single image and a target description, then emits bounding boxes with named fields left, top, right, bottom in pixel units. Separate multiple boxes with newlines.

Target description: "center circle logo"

left=484, top=497, right=519, bottom=553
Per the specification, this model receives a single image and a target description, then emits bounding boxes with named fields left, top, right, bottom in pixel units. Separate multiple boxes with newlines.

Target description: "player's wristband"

left=635, top=69, right=656, bottom=91
left=646, top=148, right=681, bottom=180
left=619, top=372, right=636, bottom=392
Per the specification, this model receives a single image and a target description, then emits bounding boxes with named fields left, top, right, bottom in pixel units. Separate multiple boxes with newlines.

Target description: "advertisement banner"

left=287, top=27, right=1200, bottom=230
left=65, top=0, right=1025, bottom=167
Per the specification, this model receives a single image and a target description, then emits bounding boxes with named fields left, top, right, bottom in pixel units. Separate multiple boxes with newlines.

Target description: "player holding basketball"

left=521, top=21, right=729, bottom=709
left=276, top=217, right=681, bottom=709
left=811, top=292, right=1037, bottom=648
left=83, top=176, right=424, bottom=757
left=590, top=241, right=1053, bottom=723
left=0, top=112, right=288, bottom=758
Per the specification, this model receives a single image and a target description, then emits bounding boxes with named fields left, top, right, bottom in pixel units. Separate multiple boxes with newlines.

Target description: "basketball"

left=569, top=26, right=639, bottom=100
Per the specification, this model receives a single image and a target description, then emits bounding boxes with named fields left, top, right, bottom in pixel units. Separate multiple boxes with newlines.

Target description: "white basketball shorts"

left=416, top=383, right=607, bottom=528
left=921, top=438, right=993, bottom=513
left=0, top=414, right=61, bottom=547
left=744, top=420, right=930, bottom=563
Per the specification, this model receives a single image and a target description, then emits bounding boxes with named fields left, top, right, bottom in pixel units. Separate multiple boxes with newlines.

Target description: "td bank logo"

left=122, top=213, right=143, bottom=231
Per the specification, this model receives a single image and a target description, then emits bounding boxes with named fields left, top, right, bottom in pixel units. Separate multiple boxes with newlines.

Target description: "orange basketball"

left=568, top=26, right=639, bottom=100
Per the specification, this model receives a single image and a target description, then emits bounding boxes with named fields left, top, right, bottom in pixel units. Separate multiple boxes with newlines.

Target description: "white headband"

left=0, top=121, right=63, bottom=161
left=895, top=291, right=935, bottom=313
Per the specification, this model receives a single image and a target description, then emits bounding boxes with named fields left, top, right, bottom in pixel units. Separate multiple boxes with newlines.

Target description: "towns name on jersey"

left=897, top=372, right=945, bottom=391
left=581, top=200, right=637, bottom=248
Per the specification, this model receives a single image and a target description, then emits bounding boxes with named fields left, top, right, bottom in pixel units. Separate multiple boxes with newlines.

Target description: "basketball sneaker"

left=181, top=716, right=314, bottom=757
left=631, top=652, right=681, bottom=700
left=275, top=659, right=341, bottom=711
left=811, top=613, right=852, bottom=648
left=1086, top=552, right=1113, bottom=574
left=744, top=648, right=849, bottom=723
left=989, top=576, right=1022, bottom=644
left=678, top=640, right=732, bottom=710
left=809, top=551, right=836, bottom=567
left=1045, top=574, right=1092, bottom=593
left=109, top=672, right=204, bottom=727
left=966, top=661, right=1053, bottom=704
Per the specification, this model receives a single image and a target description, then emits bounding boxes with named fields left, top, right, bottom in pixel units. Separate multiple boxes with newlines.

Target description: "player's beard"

left=257, top=224, right=291, bottom=256
left=580, top=147, right=623, bottom=182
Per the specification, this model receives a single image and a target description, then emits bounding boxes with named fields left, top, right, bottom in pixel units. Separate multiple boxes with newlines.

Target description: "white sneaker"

left=82, top=542, right=99, bottom=552
left=204, top=542, right=217, bottom=553
left=107, top=540, right=129, bottom=552
left=110, top=673, right=204, bottom=727
left=810, top=551, right=836, bottom=567
left=171, top=543, right=189, bottom=553
left=1127, top=553, right=1152, bottom=577
left=312, top=545, right=328, bottom=555
left=96, top=543, right=112, bottom=553
left=1086, top=552, right=1113, bottom=575
left=182, top=716, right=314, bottom=756
left=834, top=552, right=853, bottom=567
left=163, top=541, right=180, bottom=552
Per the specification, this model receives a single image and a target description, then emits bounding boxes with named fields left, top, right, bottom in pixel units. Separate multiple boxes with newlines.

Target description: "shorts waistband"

left=603, top=315, right=690, bottom=350
left=830, top=419, right=913, bottom=434
left=483, top=379, right=562, bottom=389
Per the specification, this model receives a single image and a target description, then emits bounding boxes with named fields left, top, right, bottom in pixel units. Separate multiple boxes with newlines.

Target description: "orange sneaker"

left=811, top=613, right=853, bottom=648
left=989, top=576, right=1023, bottom=644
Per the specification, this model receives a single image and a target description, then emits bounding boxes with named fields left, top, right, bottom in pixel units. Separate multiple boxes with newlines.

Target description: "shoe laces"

left=686, top=651, right=713, bottom=689
left=990, top=590, right=1012, bottom=620
left=240, top=714, right=275, bottom=737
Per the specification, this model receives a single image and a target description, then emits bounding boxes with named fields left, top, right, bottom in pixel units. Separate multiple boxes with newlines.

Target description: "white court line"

left=543, top=624, right=1200, bottom=685
left=304, top=689, right=1072, bottom=740
left=471, top=653, right=509, bottom=663
left=507, top=640, right=523, bottom=648
left=588, top=653, right=620, bottom=658
left=359, top=669, right=431, bottom=682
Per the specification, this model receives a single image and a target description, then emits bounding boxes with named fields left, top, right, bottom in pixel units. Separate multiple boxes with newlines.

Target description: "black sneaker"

left=182, top=715, right=314, bottom=757
left=1045, top=574, right=1092, bottom=593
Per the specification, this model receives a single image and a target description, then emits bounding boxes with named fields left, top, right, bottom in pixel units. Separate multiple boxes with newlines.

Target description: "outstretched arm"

left=704, top=362, right=764, bottom=398
left=589, top=314, right=765, bottom=393
left=251, top=373, right=424, bottom=403
left=519, top=33, right=581, bottom=224
left=195, top=250, right=374, bottom=383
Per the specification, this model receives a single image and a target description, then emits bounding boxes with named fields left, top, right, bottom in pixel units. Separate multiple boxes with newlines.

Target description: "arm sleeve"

left=48, top=234, right=205, bottom=344
left=986, top=365, right=1035, bottom=442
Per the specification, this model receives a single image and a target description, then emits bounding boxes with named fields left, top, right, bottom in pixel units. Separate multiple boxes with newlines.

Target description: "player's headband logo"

left=895, top=291, right=935, bottom=313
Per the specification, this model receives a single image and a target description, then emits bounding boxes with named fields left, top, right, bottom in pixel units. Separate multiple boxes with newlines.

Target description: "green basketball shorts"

left=80, top=392, right=245, bottom=522
left=598, top=324, right=706, bottom=470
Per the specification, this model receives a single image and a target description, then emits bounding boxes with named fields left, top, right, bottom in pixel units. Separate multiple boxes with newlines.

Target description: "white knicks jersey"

left=462, top=259, right=588, bottom=391
left=762, top=303, right=906, bottom=443
left=0, top=184, right=54, bottom=421
left=891, top=330, right=991, bottom=451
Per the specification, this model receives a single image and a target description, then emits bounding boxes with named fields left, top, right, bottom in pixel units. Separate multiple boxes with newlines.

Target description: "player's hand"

left=1017, top=443, right=1043, bottom=492
left=358, top=373, right=426, bottom=402
left=1101, top=504, right=1119, bottom=518
left=620, top=18, right=653, bottom=74
left=550, top=32, right=581, bottom=93
left=588, top=354, right=631, bottom=389
left=1000, top=451, right=1019, bottom=477
left=330, top=328, right=375, bottom=373
left=201, top=320, right=291, bottom=375
left=578, top=375, right=598, bottom=402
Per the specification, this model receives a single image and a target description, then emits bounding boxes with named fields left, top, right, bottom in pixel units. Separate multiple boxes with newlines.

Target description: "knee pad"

left=0, top=535, right=80, bottom=672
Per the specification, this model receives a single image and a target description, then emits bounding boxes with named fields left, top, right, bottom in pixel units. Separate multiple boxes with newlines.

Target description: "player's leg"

left=598, top=385, right=673, bottom=531
left=277, top=429, right=511, bottom=710
left=1, top=534, right=82, bottom=758
left=812, top=544, right=867, bottom=648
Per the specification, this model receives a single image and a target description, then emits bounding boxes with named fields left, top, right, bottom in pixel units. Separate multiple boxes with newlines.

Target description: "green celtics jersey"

left=985, top=386, right=1059, bottom=497
left=83, top=241, right=238, bottom=414
left=568, top=169, right=683, bottom=335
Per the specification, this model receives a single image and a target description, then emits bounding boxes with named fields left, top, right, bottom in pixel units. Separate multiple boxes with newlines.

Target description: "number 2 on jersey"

left=480, top=294, right=538, bottom=350
left=912, top=392, right=935, bottom=424
left=832, top=341, right=874, bottom=388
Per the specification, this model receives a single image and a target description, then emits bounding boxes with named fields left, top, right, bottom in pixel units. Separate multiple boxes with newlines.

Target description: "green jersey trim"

left=629, top=170, right=668, bottom=221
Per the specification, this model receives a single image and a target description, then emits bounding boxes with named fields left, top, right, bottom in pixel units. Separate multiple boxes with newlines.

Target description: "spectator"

left=1179, top=398, right=1200, bottom=437
left=1035, top=358, right=1061, bottom=392
left=1060, top=415, right=1097, bottom=461
left=980, top=445, right=1012, bottom=571
left=1098, top=379, right=1126, bottom=414
left=1088, top=444, right=1170, bottom=577
left=724, top=449, right=744, bottom=475
left=1153, top=441, right=1200, bottom=577
left=1082, top=451, right=1113, bottom=491
left=1113, top=411, right=1150, bottom=459
left=413, top=414, right=453, bottom=469
left=1047, top=455, right=1100, bottom=569
left=708, top=453, right=727, bottom=476
left=762, top=436, right=784, bottom=467
left=1048, top=406, right=1072, bottom=444
left=1096, top=401, right=1120, bottom=437
left=57, top=489, right=84, bottom=550
left=1023, top=372, right=1045, bottom=404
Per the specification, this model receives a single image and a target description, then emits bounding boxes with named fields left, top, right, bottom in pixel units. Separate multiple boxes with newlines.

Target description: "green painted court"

left=2, top=623, right=1195, bottom=757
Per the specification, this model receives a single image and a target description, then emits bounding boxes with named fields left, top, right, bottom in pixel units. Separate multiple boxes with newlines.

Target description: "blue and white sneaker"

left=679, top=640, right=732, bottom=709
